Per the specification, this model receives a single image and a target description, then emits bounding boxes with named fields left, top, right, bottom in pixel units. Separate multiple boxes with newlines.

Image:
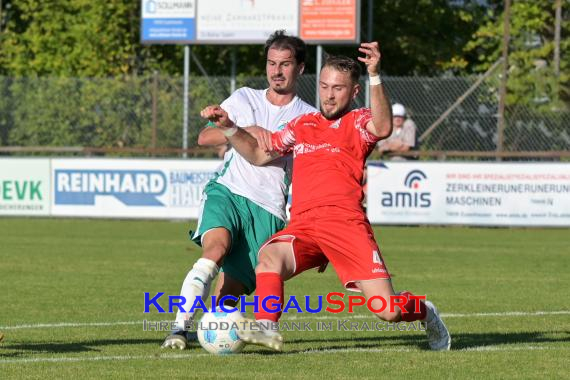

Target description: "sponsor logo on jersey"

left=293, top=142, right=340, bottom=157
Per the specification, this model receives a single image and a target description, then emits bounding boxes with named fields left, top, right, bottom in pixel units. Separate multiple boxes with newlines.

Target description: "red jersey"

left=272, top=108, right=379, bottom=216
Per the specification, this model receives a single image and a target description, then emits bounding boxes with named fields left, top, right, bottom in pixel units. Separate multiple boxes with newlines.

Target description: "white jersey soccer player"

left=162, top=30, right=317, bottom=350
left=173, top=88, right=315, bottom=341
left=207, top=87, right=315, bottom=222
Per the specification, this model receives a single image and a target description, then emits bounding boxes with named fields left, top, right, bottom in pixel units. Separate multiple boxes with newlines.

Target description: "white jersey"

left=214, top=87, right=316, bottom=221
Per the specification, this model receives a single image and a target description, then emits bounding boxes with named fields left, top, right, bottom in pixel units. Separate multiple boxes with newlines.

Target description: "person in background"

left=376, top=103, right=417, bottom=160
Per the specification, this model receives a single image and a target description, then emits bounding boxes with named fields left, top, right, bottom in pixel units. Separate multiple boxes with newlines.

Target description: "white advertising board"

left=0, top=158, right=51, bottom=216
left=197, top=0, right=299, bottom=42
left=367, top=162, right=570, bottom=227
left=51, top=158, right=221, bottom=219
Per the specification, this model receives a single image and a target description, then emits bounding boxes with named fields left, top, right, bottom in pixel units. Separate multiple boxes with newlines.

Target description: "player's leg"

left=357, top=279, right=451, bottom=351
left=235, top=241, right=294, bottom=351
left=173, top=228, right=228, bottom=328
left=163, top=184, right=285, bottom=349
left=212, top=272, right=246, bottom=307
left=238, top=228, right=327, bottom=351
left=319, top=208, right=450, bottom=351
left=162, top=183, right=239, bottom=349
left=213, top=197, right=286, bottom=302
left=161, top=228, right=227, bottom=350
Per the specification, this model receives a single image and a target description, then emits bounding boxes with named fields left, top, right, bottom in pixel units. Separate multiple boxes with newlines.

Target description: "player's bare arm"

left=200, top=105, right=278, bottom=165
left=197, top=123, right=272, bottom=150
left=242, top=126, right=274, bottom=153
left=197, top=126, right=228, bottom=146
left=358, top=42, right=393, bottom=139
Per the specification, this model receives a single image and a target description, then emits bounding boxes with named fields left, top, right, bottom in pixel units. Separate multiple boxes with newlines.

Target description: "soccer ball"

left=197, top=309, right=245, bottom=355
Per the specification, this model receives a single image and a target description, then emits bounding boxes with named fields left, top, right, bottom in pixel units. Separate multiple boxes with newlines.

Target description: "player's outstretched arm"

left=358, top=42, right=393, bottom=139
left=197, top=123, right=228, bottom=146
left=200, top=105, right=277, bottom=166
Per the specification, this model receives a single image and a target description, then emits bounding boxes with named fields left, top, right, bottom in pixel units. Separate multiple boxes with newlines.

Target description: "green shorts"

left=190, top=181, right=285, bottom=294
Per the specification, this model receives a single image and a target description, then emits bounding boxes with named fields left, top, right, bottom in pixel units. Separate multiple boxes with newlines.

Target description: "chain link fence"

left=0, top=72, right=568, bottom=159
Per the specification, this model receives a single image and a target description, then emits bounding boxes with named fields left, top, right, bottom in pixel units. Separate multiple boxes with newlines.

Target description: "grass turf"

left=0, top=218, right=568, bottom=379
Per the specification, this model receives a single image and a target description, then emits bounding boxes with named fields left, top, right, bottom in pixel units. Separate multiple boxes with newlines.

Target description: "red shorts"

left=260, top=206, right=390, bottom=291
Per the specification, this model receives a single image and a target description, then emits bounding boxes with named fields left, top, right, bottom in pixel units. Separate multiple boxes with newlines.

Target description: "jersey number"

left=372, top=250, right=382, bottom=265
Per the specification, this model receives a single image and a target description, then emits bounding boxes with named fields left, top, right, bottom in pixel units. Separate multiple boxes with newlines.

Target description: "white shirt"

left=215, top=87, right=317, bottom=221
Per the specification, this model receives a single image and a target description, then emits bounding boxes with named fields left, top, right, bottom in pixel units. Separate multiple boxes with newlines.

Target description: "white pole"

left=554, top=0, right=561, bottom=77
left=315, top=45, right=322, bottom=109
left=183, top=45, right=190, bottom=158
left=231, top=48, right=237, bottom=94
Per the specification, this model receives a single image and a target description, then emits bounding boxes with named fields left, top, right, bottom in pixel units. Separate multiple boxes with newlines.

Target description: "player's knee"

left=201, top=241, right=230, bottom=264
left=201, top=229, right=231, bottom=263
left=256, top=248, right=281, bottom=274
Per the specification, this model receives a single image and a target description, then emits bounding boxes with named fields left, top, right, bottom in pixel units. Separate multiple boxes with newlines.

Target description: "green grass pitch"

left=0, top=218, right=569, bottom=379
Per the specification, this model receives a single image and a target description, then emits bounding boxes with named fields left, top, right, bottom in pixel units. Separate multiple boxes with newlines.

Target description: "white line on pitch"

left=0, top=321, right=142, bottom=330
left=1, top=310, right=569, bottom=330
left=286, top=310, right=570, bottom=320
left=0, top=345, right=568, bottom=364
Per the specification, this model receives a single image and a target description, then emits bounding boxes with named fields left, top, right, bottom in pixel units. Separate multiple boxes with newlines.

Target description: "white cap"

left=392, top=103, right=406, bottom=117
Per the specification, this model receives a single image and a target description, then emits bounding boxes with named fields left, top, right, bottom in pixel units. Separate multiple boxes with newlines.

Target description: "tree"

left=446, top=0, right=569, bottom=109
left=0, top=0, right=494, bottom=77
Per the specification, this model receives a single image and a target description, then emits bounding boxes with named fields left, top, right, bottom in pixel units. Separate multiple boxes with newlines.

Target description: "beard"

left=271, top=85, right=289, bottom=95
left=320, top=102, right=352, bottom=120
left=269, top=76, right=290, bottom=95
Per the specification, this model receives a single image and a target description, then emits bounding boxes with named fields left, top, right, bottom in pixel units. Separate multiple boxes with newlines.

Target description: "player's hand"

left=200, top=105, right=235, bottom=129
left=357, top=42, right=381, bottom=76
left=244, top=125, right=273, bottom=152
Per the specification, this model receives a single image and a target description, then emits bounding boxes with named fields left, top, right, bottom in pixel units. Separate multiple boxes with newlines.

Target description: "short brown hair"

left=321, top=55, right=361, bottom=83
left=265, top=30, right=307, bottom=65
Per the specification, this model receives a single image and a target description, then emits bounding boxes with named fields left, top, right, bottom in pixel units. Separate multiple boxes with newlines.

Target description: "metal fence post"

left=151, top=70, right=158, bottom=155
left=183, top=46, right=190, bottom=159
left=497, top=0, right=511, bottom=158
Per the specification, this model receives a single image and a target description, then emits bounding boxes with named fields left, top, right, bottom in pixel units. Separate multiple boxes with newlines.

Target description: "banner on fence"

left=51, top=159, right=220, bottom=219
left=141, top=0, right=358, bottom=44
left=0, top=159, right=51, bottom=216
left=366, top=162, right=570, bottom=227
left=2, top=158, right=568, bottom=227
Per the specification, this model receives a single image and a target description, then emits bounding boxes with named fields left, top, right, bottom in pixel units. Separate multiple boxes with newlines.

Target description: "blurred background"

left=0, top=0, right=568, bottom=160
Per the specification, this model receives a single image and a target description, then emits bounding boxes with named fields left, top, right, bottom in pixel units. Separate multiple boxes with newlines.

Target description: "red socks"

left=254, top=272, right=284, bottom=322
left=399, top=291, right=427, bottom=322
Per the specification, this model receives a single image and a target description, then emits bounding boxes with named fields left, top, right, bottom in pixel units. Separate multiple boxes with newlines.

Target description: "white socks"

left=174, top=258, right=219, bottom=331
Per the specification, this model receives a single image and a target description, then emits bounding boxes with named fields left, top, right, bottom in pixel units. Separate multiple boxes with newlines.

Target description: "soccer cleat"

left=237, top=318, right=283, bottom=351
left=161, top=331, right=190, bottom=350
left=186, top=330, right=198, bottom=342
left=422, top=301, right=451, bottom=351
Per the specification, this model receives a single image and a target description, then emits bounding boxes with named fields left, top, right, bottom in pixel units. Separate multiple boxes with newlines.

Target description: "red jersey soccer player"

left=201, top=42, right=451, bottom=351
